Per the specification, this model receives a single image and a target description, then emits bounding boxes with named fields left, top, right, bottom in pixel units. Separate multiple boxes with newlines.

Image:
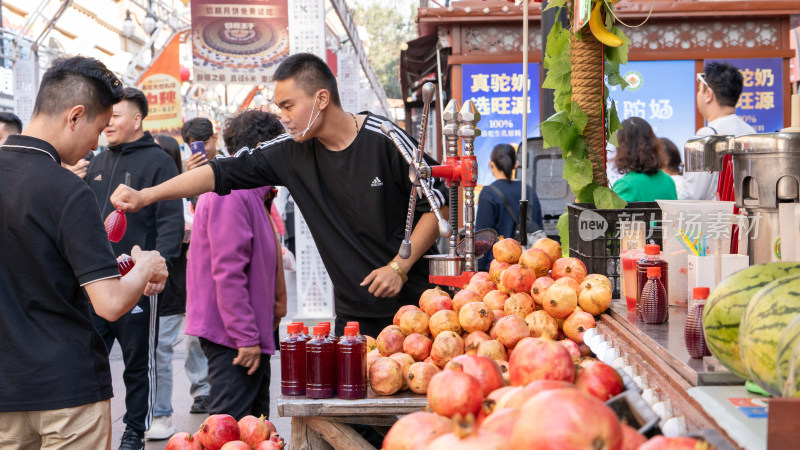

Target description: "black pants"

left=200, top=338, right=272, bottom=420
left=334, top=313, right=394, bottom=339
left=92, top=295, right=158, bottom=435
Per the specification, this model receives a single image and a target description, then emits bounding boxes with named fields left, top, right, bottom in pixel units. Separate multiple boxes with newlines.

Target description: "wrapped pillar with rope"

left=569, top=28, right=606, bottom=186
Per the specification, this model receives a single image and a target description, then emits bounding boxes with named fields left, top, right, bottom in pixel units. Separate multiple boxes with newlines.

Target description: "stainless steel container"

left=424, top=254, right=465, bottom=278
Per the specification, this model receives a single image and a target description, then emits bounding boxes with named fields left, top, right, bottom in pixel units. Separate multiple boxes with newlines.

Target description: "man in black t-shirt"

left=0, top=56, right=167, bottom=449
left=111, top=53, right=449, bottom=338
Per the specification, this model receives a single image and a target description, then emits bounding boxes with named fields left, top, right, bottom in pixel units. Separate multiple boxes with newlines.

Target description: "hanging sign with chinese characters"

left=191, top=0, right=290, bottom=84
left=288, top=0, right=325, bottom=58
left=707, top=58, right=783, bottom=133
left=338, top=51, right=360, bottom=113
left=294, top=208, right=334, bottom=319
left=137, top=34, right=182, bottom=138
left=462, top=63, right=541, bottom=187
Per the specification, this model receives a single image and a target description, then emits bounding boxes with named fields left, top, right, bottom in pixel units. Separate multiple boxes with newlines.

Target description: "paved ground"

left=108, top=327, right=292, bottom=449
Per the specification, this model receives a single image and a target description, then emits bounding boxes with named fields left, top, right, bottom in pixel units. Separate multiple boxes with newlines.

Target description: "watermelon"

left=739, top=273, right=800, bottom=396
left=703, top=262, right=800, bottom=379
left=778, top=314, right=800, bottom=397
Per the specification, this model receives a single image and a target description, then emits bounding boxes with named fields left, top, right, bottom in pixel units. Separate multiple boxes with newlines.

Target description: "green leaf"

left=564, top=156, right=594, bottom=193
left=576, top=181, right=599, bottom=203
left=607, top=100, right=622, bottom=147
left=542, top=58, right=571, bottom=89
left=604, top=1, right=614, bottom=28
left=605, top=26, right=630, bottom=65
left=557, top=211, right=570, bottom=257
left=545, top=21, right=570, bottom=61
left=605, top=61, right=629, bottom=90
left=593, top=186, right=628, bottom=209
left=543, top=0, right=568, bottom=12
left=570, top=101, right=588, bottom=134
left=540, top=111, right=577, bottom=150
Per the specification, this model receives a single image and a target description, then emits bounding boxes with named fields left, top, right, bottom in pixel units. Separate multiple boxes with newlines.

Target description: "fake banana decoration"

left=589, top=1, right=623, bottom=47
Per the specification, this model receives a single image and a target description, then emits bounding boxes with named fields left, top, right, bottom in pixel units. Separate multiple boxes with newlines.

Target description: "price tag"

left=573, top=0, right=592, bottom=33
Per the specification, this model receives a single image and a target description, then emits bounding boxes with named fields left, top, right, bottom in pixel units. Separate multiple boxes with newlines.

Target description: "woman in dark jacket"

left=476, top=143, right=544, bottom=272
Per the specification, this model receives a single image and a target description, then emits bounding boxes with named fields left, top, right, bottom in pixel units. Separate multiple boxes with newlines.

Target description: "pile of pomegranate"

left=165, top=414, right=284, bottom=450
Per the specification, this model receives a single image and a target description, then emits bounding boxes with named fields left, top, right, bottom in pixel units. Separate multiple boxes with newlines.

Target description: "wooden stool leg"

left=289, top=417, right=334, bottom=450
left=304, top=417, right=375, bottom=450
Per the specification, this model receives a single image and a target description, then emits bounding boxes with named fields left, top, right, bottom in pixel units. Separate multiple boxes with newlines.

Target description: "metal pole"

left=521, top=0, right=528, bottom=201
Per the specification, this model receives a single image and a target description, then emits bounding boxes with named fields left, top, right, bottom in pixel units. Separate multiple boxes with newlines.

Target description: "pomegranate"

left=489, top=260, right=510, bottom=286
left=530, top=276, right=555, bottom=305
left=238, top=415, right=270, bottom=447
left=493, top=237, right=522, bottom=263
left=446, top=354, right=504, bottom=396
left=497, top=360, right=510, bottom=385
left=509, top=337, right=574, bottom=385
left=367, top=349, right=382, bottom=372
left=579, top=343, right=592, bottom=357
left=563, top=310, right=596, bottom=343
left=389, top=352, right=416, bottom=391
left=542, top=283, right=578, bottom=319
left=220, top=442, right=250, bottom=450
left=464, top=330, right=491, bottom=350
left=522, top=379, right=576, bottom=399
left=382, top=411, right=452, bottom=450
left=487, top=385, right=516, bottom=405
left=165, top=432, right=203, bottom=450
left=583, top=273, right=613, bottom=292
left=466, top=274, right=495, bottom=298
left=428, top=415, right=510, bottom=450
left=405, top=362, right=439, bottom=394
left=477, top=339, right=508, bottom=361
left=402, top=332, right=433, bottom=361
left=427, top=365, right=483, bottom=418
left=365, top=335, right=377, bottom=352
left=480, top=407, right=520, bottom=441
left=504, top=292, right=535, bottom=318
left=498, top=264, right=535, bottom=294
left=254, top=440, right=284, bottom=450
left=493, top=315, right=530, bottom=349
left=493, top=385, right=526, bottom=410
left=519, top=248, right=551, bottom=278
left=551, top=257, right=587, bottom=283
left=369, top=357, right=404, bottom=395
left=428, top=309, right=462, bottom=338
left=575, top=361, right=624, bottom=401
left=393, top=305, right=421, bottom=326
left=554, top=276, right=581, bottom=293
left=578, top=280, right=613, bottom=315
left=525, top=310, right=559, bottom=339
left=558, top=338, right=582, bottom=361
left=399, top=310, right=430, bottom=336
left=639, top=436, right=706, bottom=450
left=532, top=237, right=562, bottom=266
left=511, top=389, right=622, bottom=449
left=430, top=330, right=465, bottom=368
left=423, top=294, right=454, bottom=316
left=452, top=288, right=483, bottom=312
left=483, top=290, right=509, bottom=311
left=377, top=325, right=406, bottom=356
left=620, top=423, right=647, bottom=450
left=459, top=302, right=494, bottom=333
left=196, top=414, right=240, bottom=450
left=419, top=286, right=450, bottom=311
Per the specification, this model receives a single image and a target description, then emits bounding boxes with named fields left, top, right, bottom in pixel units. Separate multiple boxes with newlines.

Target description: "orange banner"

left=137, top=34, right=183, bottom=138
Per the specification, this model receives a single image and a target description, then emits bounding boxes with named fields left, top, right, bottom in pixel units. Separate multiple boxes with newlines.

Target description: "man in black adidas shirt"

left=112, top=53, right=449, bottom=338
left=0, top=56, right=168, bottom=449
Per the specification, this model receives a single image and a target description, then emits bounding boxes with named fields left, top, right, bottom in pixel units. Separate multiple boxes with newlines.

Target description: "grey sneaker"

left=118, top=428, right=144, bottom=450
left=145, top=415, right=176, bottom=440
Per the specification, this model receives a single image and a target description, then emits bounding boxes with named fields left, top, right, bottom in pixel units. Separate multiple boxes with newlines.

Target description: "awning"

left=400, top=33, right=450, bottom=107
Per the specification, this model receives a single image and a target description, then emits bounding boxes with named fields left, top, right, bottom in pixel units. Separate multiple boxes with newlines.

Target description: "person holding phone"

left=182, top=118, right=218, bottom=171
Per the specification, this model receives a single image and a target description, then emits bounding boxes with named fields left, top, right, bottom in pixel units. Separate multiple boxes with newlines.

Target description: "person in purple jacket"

left=184, top=110, right=287, bottom=420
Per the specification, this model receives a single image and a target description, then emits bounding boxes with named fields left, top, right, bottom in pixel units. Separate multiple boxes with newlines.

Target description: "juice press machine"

left=381, top=82, right=486, bottom=288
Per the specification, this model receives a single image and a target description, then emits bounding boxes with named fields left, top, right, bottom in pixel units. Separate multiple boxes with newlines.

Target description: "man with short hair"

left=182, top=117, right=219, bottom=171
left=0, top=111, right=22, bottom=145
left=86, top=87, right=184, bottom=450
left=0, top=56, right=168, bottom=449
left=685, top=61, right=756, bottom=200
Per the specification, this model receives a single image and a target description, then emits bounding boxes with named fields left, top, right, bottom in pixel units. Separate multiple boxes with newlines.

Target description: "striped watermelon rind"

left=739, top=273, right=800, bottom=396
left=703, top=263, right=800, bottom=379
left=779, top=314, right=800, bottom=397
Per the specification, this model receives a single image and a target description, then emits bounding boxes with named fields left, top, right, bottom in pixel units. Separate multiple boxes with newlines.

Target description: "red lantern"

left=180, top=65, right=190, bottom=83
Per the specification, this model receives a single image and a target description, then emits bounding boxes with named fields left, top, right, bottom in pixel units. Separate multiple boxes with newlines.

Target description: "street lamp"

left=142, top=11, right=157, bottom=58
left=122, top=10, right=135, bottom=39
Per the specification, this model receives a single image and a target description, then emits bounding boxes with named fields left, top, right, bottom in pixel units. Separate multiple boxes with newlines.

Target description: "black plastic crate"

left=567, top=202, right=663, bottom=297
left=606, top=390, right=660, bottom=437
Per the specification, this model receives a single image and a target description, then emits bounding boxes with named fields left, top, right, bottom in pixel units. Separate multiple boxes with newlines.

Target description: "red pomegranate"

left=446, top=354, right=504, bottom=397
left=620, top=423, right=647, bottom=450
left=493, top=385, right=527, bottom=410
left=494, top=315, right=531, bottom=349
left=196, top=414, right=240, bottom=450
left=509, top=337, right=574, bottom=385
left=578, top=280, right=613, bottom=315
left=542, top=284, right=578, bottom=319
left=403, top=332, right=433, bottom=361
left=483, top=290, right=510, bottom=311
left=477, top=339, right=508, bottom=361
left=238, top=415, right=270, bottom=447
left=639, top=436, right=705, bottom=450
left=583, top=273, right=613, bottom=292
left=430, top=330, right=465, bottom=368
left=377, top=325, right=406, bottom=356
left=558, top=338, right=582, bottom=361
left=480, top=407, right=520, bottom=440
left=382, top=411, right=452, bottom=450
left=551, top=257, right=587, bottom=283
left=511, top=388, right=622, bottom=449
left=394, top=305, right=421, bottom=327
left=367, top=349, right=382, bottom=372
left=499, top=264, right=535, bottom=294
left=369, top=357, right=404, bottom=396
left=405, top=362, right=439, bottom=394
left=459, top=302, right=494, bottom=333
left=254, top=438, right=284, bottom=450
left=532, top=237, right=562, bottom=266
left=574, top=361, right=624, bottom=401
left=453, top=288, right=483, bottom=313
left=519, top=247, right=551, bottom=277
left=554, top=276, right=582, bottom=293
left=424, top=294, right=454, bottom=316
left=522, top=379, right=576, bottom=399
left=530, top=276, right=555, bottom=305
left=525, top=310, right=559, bottom=339
left=165, top=432, right=203, bottom=450
left=220, top=442, right=250, bottom=450
left=419, top=286, right=450, bottom=311
left=563, top=310, right=596, bottom=344
left=429, top=310, right=462, bottom=338
left=426, top=364, right=483, bottom=418
left=390, top=352, right=416, bottom=391
left=427, top=415, right=510, bottom=450
left=493, top=237, right=523, bottom=264
left=399, top=310, right=430, bottom=336
left=504, top=292, right=535, bottom=318
left=466, top=274, right=495, bottom=298
left=489, top=260, right=510, bottom=286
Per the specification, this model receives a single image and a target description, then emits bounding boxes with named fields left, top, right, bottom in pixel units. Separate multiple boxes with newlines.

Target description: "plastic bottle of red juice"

left=640, top=267, right=668, bottom=324
left=280, top=323, right=307, bottom=396
left=306, top=326, right=337, bottom=398
left=337, top=325, right=367, bottom=399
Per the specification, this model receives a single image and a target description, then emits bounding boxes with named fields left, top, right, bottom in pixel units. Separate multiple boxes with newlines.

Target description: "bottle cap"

left=346, top=321, right=360, bottom=332
left=313, top=325, right=326, bottom=336
left=292, top=321, right=304, bottom=327
left=645, top=244, right=661, bottom=255
left=344, top=326, right=357, bottom=336
left=303, top=326, right=309, bottom=335
left=693, top=287, right=710, bottom=300
left=647, top=267, right=661, bottom=277
left=287, top=323, right=300, bottom=334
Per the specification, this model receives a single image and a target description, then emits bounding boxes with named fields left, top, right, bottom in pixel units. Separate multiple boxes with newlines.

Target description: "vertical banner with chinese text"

left=338, top=51, right=360, bottom=114
left=462, top=63, right=541, bottom=187
left=191, top=0, right=289, bottom=85
left=287, top=0, right=325, bottom=58
left=137, top=34, right=182, bottom=138
left=707, top=58, right=783, bottom=133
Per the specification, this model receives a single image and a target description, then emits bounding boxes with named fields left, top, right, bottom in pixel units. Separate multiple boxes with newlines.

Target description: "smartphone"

left=190, top=141, right=206, bottom=157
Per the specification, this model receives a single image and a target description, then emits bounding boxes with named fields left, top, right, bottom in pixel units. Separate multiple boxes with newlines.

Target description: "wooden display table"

left=277, top=391, right=427, bottom=450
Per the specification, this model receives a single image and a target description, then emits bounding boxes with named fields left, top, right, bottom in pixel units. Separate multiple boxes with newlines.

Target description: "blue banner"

left=706, top=58, right=783, bottom=133
left=462, top=63, right=540, bottom=186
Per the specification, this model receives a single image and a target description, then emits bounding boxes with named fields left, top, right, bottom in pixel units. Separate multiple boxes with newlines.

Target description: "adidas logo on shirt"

left=370, top=177, right=383, bottom=187
left=93, top=174, right=102, bottom=181
left=130, top=305, right=144, bottom=314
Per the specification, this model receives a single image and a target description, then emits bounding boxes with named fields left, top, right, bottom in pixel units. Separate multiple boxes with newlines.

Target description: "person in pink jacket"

left=185, top=110, right=286, bottom=420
